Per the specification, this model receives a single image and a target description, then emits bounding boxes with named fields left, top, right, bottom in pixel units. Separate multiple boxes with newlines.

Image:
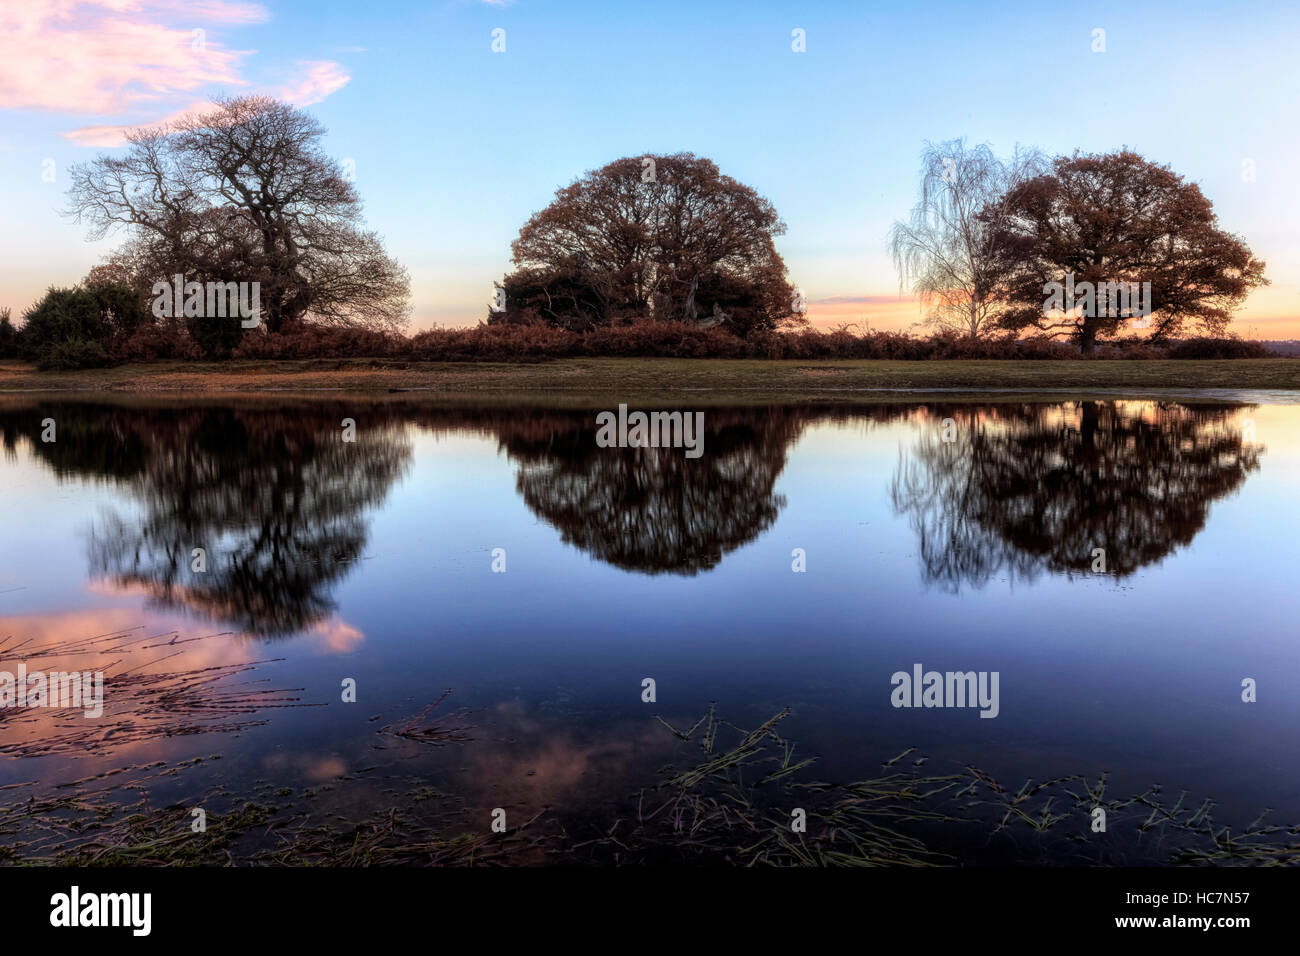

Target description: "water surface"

left=1, top=396, right=1296, bottom=862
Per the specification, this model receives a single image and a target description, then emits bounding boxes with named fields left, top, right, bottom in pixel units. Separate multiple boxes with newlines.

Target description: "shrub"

left=1166, top=337, right=1270, bottom=360
left=0, top=308, right=17, bottom=359
left=12, top=299, right=1281, bottom=366
left=113, top=321, right=201, bottom=362
left=187, top=312, right=245, bottom=359
left=580, top=321, right=749, bottom=358
left=19, top=286, right=116, bottom=368
left=408, top=321, right=580, bottom=361
left=232, top=325, right=406, bottom=360
left=37, top=338, right=111, bottom=371
left=85, top=278, right=149, bottom=339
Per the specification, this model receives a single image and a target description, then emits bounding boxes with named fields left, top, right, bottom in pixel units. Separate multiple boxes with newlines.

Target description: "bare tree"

left=66, top=96, right=409, bottom=335
left=889, top=139, right=1045, bottom=339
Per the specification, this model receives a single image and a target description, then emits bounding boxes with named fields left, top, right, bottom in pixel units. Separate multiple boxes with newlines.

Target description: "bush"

left=19, top=286, right=116, bottom=368
left=0, top=308, right=17, bottom=359
left=85, top=278, right=149, bottom=339
left=232, top=325, right=407, bottom=360
left=37, top=338, right=111, bottom=371
left=1166, top=337, right=1270, bottom=360
left=408, top=321, right=580, bottom=361
left=187, top=312, right=245, bottom=359
left=114, top=321, right=201, bottom=362
left=11, top=298, right=1282, bottom=367
left=397, top=323, right=1278, bottom=362
left=580, top=321, right=749, bottom=358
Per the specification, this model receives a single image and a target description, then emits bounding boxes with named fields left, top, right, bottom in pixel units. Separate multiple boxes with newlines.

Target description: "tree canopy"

left=66, top=96, right=410, bottom=341
left=890, top=146, right=1267, bottom=351
left=496, top=153, right=801, bottom=336
left=993, top=150, right=1267, bottom=351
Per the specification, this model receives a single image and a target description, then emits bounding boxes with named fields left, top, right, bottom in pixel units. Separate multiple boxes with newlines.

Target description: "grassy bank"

left=1, top=357, right=1299, bottom=397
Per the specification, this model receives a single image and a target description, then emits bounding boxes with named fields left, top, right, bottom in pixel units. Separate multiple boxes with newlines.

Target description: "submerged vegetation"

left=0, top=627, right=315, bottom=758
left=1, top=691, right=1295, bottom=867
left=567, top=706, right=1300, bottom=867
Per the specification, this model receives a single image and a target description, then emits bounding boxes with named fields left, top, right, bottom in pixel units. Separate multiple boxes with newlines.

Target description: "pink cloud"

left=307, top=616, right=365, bottom=654
left=4, top=1, right=351, bottom=148
left=0, top=0, right=267, bottom=113
left=63, top=98, right=213, bottom=146
left=278, top=60, right=351, bottom=106
left=63, top=60, right=352, bottom=147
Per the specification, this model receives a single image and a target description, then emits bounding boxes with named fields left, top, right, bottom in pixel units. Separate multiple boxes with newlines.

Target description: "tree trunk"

left=1078, top=320, right=1097, bottom=354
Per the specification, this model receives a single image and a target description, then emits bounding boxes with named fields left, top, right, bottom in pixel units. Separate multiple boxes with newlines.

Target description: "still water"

left=0, top=396, right=1297, bottom=863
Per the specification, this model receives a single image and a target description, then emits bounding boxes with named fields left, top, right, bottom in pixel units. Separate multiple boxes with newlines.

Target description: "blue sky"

left=2, top=0, right=1297, bottom=333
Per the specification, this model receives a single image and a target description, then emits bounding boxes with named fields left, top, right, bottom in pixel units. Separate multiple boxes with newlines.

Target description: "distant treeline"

left=1257, top=340, right=1300, bottom=356
left=0, top=302, right=1272, bottom=367
left=0, top=96, right=1280, bottom=370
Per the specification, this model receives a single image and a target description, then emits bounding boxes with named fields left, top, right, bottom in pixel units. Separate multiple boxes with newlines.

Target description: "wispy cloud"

left=64, top=99, right=210, bottom=146
left=278, top=60, right=350, bottom=106
left=63, top=56, right=352, bottom=147
left=0, top=0, right=267, bottom=113
left=811, top=294, right=918, bottom=305
left=0, top=1, right=351, bottom=148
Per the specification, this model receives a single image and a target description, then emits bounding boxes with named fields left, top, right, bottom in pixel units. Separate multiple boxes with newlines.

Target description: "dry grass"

left=2, top=357, right=1299, bottom=397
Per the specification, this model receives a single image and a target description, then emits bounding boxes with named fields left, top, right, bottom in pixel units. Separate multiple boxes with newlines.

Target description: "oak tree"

left=497, top=153, right=800, bottom=336
left=994, top=150, right=1267, bottom=351
left=66, top=96, right=410, bottom=343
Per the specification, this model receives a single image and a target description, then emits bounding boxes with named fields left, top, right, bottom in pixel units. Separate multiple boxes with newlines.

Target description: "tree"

left=66, top=96, right=410, bottom=342
left=889, top=139, right=1046, bottom=339
left=994, top=150, right=1267, bottom=352
left=497, top=153, right=801, bottom=336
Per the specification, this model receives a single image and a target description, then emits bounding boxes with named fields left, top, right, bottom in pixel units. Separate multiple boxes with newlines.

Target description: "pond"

left=0, top=395, right=1296, bottom=864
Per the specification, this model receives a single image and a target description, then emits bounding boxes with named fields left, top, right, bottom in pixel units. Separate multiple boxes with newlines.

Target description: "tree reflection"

left=0, top=397, right=1264, bottom=615
left=0, top=403, right=410, bottom=638
left=890, top=401, right=1260, bottom=591
left=490, top=409, right=805, bottom=574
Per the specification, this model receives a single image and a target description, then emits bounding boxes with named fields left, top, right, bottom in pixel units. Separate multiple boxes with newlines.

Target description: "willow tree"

left=889, top=139, right=1046, bottom=339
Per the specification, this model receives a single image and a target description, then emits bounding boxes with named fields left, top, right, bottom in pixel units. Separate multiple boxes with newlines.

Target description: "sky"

left=1, top=0, right=1298, bottom=336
